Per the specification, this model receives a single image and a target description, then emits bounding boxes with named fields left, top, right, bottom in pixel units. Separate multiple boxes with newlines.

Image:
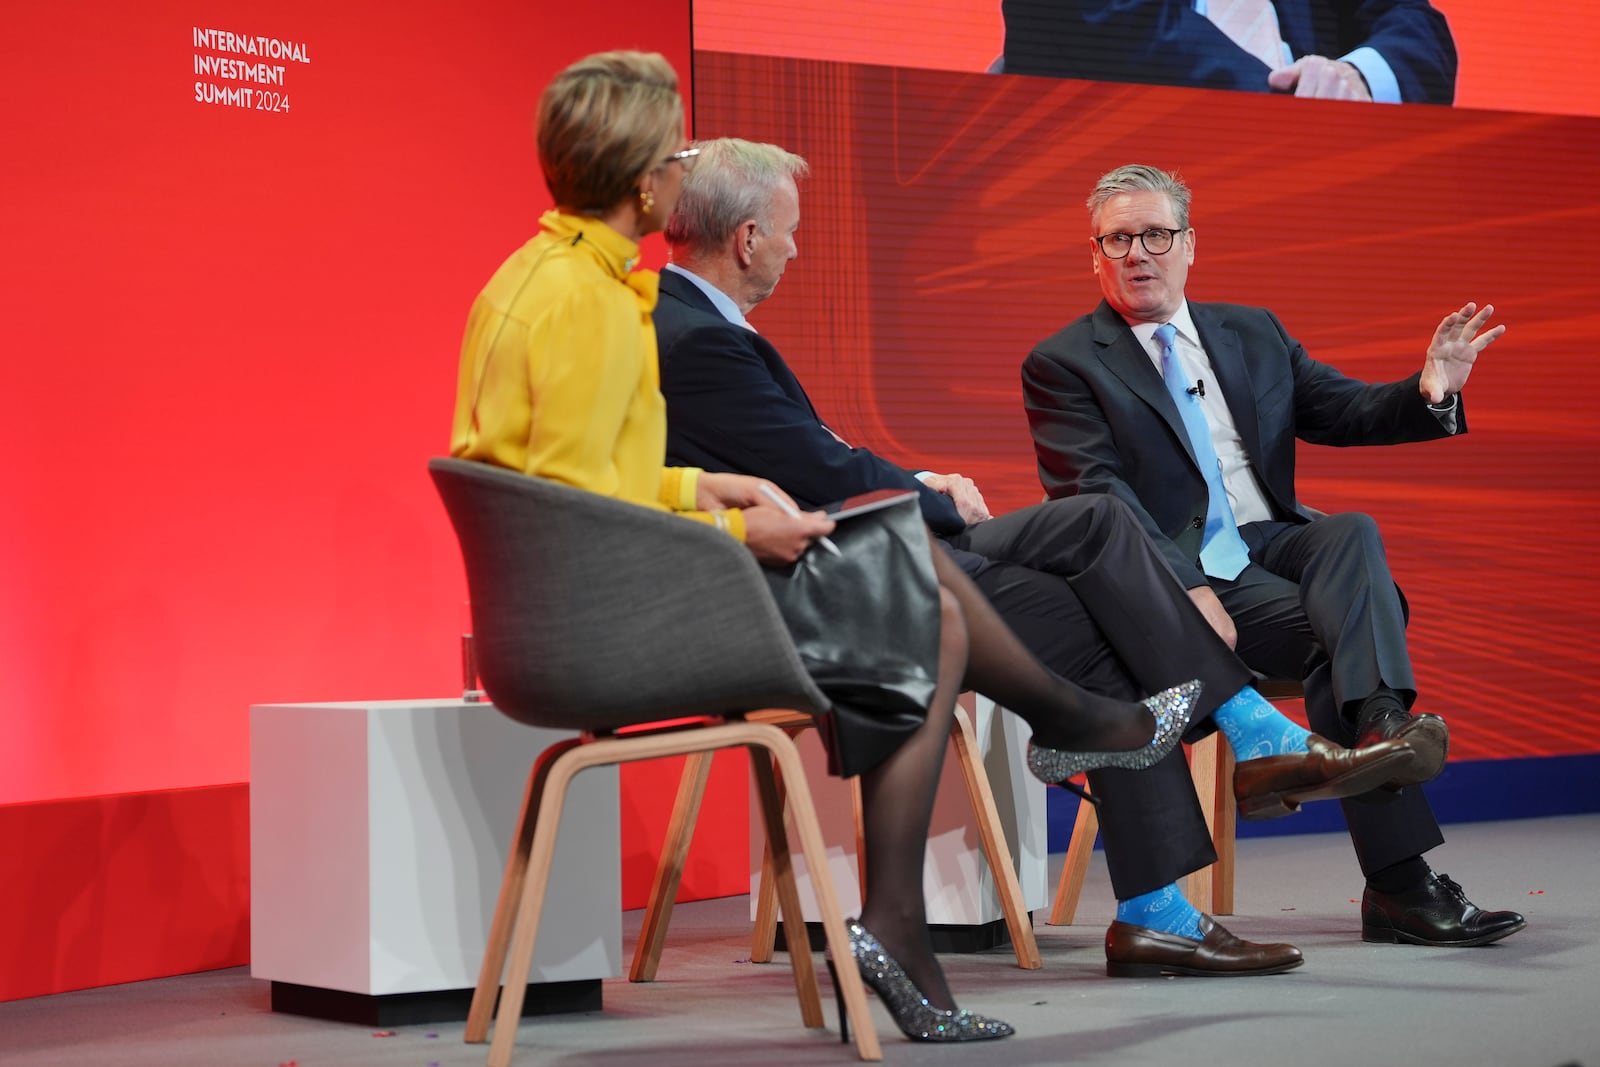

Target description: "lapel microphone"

left=1186, top=379, right=1206, bottom=398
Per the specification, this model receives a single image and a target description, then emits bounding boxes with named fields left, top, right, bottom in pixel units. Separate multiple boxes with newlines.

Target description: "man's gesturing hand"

left=1420, top=302, right=1505, bottom=404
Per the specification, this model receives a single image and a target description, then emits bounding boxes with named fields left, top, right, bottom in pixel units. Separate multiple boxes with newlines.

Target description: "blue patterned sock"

left=1212, top=686, right=1312, bottom=760
left=1116, top=883, right=1204, bottom=940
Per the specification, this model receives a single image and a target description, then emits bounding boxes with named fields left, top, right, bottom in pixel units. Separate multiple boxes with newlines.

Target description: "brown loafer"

left=1357, top=709, right=1450, bottom=787
left=1234, top=733, right=1416, bottom=821
left=1105, top=914, right=1303, bottom=977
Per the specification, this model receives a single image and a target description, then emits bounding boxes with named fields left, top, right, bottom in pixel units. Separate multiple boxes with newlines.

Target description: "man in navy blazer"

left=655, top=138, right=1430, bottom=976
left=1023, top=162, right=1523, bottom=947
left=1001, top=0, right=1456, bottom=105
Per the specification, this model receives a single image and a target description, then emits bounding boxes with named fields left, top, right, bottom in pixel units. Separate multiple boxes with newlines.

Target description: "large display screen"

left=692, top=0, right=1600, bottom=116
left=686, top=49, right=1600, bottom=761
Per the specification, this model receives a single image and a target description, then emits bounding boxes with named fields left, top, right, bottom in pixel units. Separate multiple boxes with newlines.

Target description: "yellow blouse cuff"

left=662, top=466, right=702, bottom=511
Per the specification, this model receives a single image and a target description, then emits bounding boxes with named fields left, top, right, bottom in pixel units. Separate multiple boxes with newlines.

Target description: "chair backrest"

left=428, top=458, right=830, bottom=732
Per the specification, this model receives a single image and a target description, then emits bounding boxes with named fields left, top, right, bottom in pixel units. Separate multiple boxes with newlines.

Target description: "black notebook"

left=822, top=488, right=918, bottom=521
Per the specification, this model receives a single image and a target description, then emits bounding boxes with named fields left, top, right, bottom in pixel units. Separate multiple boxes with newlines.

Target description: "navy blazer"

left=1022, top=299, right=1461, bottom=588
left=1001, top=0, right=1456, bottom=105
left=653, top=269, right=966, bottom=535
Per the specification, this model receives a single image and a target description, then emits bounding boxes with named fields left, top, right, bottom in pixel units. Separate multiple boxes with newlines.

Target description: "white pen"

left=756, top=483, right=842, bottom=557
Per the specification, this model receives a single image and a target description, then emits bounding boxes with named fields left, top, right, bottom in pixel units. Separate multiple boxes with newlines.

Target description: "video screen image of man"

left=999, top=0, right=1456, bottom=104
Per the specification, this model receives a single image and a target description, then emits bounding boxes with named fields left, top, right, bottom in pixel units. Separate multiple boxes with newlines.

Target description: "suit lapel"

left=1092, top=302, right=1198, bottom=469
left=659, top=268, right=824, bottom=423
left=1190, top=304, right=1268, bottom=474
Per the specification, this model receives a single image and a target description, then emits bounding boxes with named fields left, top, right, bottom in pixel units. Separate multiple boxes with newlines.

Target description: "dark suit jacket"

left=1001, top=0, right=1456, bottom=105
left=1022, top=298, right=1462, bottom=588
left=654, top=269, right=967, bottom=536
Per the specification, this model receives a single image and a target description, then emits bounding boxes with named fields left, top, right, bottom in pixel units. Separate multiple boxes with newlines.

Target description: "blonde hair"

left=1087, top=164, right=1192, bottom=232
left=665, top=138, right=809, bottom=254
left=536, top=51, right=683, bottom=214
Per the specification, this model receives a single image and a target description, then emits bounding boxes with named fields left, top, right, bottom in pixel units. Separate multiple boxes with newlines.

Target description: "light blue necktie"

left=1154, top=323, right=1251, bottom=580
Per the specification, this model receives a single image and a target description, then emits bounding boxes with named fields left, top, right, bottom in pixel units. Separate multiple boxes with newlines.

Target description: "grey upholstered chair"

left=427, top=457, right=883, bottom=1066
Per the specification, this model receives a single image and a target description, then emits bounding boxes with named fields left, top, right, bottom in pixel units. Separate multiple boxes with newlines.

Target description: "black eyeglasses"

left=662, top=147, right=700, bottom=172
left=1093, top=227, right=1184, bottom=259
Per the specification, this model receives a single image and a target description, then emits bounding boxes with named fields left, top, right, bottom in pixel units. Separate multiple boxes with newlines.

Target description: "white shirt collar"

left=664, top=262, right=754, bottom=331
left=1128, top=300, right=1200, bottom=358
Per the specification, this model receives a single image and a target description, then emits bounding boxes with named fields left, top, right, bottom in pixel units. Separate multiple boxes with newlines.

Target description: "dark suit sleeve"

left=1314, top=0, right=1456, bottom=104
left=1002, top=0, right=1273, bottom=90
left=658, top=321, right=966, bottom=533
left=1022, top=343, right=1209, bottom=588
left=1269, top=311, right=1461, bottom=446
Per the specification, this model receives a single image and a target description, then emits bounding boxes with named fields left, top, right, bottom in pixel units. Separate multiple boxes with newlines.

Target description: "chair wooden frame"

left=631, top=702, right=1043, bottom=984
left=1048, top=678, right=1304, bottom=925
left=468, top=719, right=882, bottom=1065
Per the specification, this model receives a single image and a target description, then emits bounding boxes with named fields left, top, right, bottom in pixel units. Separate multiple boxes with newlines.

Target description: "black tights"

left=856, top=546, right=1159, bottom=1011
left=931, top=541, right=1156, bottom=754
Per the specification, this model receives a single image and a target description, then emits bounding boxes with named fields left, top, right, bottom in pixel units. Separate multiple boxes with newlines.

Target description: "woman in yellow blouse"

left=452, top=51, right=1196, bottom=1044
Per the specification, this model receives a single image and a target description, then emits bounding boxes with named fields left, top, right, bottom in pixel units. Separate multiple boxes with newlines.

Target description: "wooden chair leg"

left=751, top=727, right=805, bottom=964
left=948, top=705, right=1041, bottom=968
left=484, top=745, right=584, bottom=1067
left=466, top=737, right=581, bottom=1044
left=755, top=730, right=882, bottom=1062
left=1047, top=785, right=1098, bottom=926
left=1184, top=733, right=1236, bottom=915
left=849, top=775, right=866, bottom=904
left=749, top=744, right=825, bottom=1030
left=1211, top=741, right=1236, bottom=915
left=628, top=751, right=714, bottom=982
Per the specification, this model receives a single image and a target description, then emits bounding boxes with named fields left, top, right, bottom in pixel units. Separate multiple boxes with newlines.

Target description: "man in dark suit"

left=1001, top=0, right=1456, bottom=105
left=1023, top=162, right=1523, bottom=946
left=655, top=138, right=1427, bottom=976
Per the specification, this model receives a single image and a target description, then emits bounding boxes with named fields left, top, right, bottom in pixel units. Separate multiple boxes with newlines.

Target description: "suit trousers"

left=947, top=494, right=1256, bottom=898
left=1222, top=512, right=1445, bottom=875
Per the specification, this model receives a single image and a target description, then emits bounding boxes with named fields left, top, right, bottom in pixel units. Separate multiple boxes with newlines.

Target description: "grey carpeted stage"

left=6, top=814, right=1597, bottom=1067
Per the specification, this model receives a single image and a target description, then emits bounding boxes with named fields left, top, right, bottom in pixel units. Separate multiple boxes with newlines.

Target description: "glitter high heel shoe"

left=825, top=918, right=1014, bottom=1043
left=1027, top=680, right=1202, bottom=789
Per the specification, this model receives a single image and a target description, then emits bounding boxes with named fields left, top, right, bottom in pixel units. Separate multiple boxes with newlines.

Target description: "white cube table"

left=250, top=698, right=620, bottom=1024
left=752, top=693, right=1048, bottom=952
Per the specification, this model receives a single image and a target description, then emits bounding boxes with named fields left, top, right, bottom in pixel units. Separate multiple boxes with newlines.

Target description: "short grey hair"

left=1087, top=164, right=1192, bottom=232
left=665, top=138, right=809, bottom=253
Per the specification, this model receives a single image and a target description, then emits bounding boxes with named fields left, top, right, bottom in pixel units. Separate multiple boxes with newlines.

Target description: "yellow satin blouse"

left=450, top=210, right=744, bottom=540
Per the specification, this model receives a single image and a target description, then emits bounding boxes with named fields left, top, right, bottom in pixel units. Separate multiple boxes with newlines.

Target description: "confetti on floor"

left=371, top=1030, right=397, bottom=1037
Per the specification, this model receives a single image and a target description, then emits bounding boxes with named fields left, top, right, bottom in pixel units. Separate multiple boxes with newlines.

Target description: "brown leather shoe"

left=1105, top=914, right=1303, bottom=977
left=1357, top=709, right=1450, bottom=787
left=1234, top=733, right=1416, bottom=820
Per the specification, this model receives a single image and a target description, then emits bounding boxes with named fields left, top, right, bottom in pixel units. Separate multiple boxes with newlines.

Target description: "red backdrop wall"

left=0, top=0, right=735, bottom=1002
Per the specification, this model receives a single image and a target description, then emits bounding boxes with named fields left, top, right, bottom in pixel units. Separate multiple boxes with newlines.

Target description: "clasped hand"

left=1267, top=56, right=1371, bottom=101
left=922, top=472, right=992, bottom=525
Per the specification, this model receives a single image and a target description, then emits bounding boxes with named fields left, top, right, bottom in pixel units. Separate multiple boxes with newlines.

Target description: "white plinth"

left=750, top=693, right=1048, bottom=926
left=250, top=699, right=621, bottom=996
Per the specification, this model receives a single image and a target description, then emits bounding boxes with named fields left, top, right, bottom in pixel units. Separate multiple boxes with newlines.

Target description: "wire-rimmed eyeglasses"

left=1093, top=227, right=1184, bottom=259
left=662, top=147, right=700, bottom=172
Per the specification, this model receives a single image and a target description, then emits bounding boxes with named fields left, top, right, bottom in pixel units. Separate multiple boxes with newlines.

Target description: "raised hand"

left=1420, top=302, right=1505, bottom=404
